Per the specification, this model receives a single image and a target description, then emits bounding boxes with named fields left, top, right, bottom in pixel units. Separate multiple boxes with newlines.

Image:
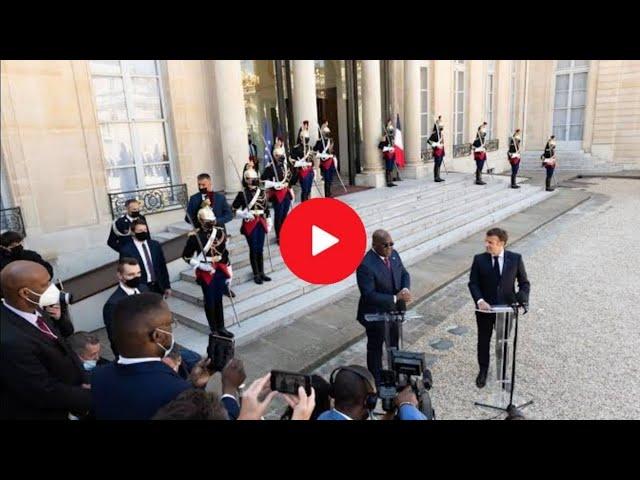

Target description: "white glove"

left=196, top=262, right=213, bottom=272
left=238, top=209, right=254, bottom=221
left=294, top=160, right=312, bottom=168
left=212, top=255, right=222, bottom=263
left=263, top=180, right=280, bottom=189
left=383, top=146, right=395, bottom=153
left=475, top=146, right=486, bottom=153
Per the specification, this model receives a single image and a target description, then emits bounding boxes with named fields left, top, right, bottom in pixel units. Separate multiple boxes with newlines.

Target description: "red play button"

left=280, top=198, right=367, bottom=285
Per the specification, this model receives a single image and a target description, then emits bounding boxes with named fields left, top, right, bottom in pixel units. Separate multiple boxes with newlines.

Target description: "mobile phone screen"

left=270, top=370, right=311, bottom=395
left=207, top=334, right=234, bottom=372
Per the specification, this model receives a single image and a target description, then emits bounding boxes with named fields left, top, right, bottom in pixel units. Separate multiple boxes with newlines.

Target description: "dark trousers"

left=476, top=311, right=496, bottom=372
left=321, top=167, right=335, bottom=198
left=363, top=319, right=399, bottom=385
left=475, top=159, right=486, bottom=174
left=273, top=195, right=292, bottom=240
left=511, top=162, right=520, bottom=185
left=545, top=166, right=555, bottom=189
left=300, top=172, right=314, bottom=201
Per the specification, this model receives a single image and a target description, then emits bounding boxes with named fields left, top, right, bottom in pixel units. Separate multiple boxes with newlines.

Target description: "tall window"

left=453, top=61, right=466, bottom=145
left=485, top=60, right=495, bottom=139
left=509, top=60, right=517, bottom=134
left=420, top=66, right=430, bottom=151
left=553, top=61, right=590, bottom=142
left=90, top=60, right=173, bottom=193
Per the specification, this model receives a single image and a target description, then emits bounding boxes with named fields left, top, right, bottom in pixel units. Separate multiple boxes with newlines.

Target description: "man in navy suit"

left=468, top=228, right=530, bottom=388
left=356, top=229, right=412, bottom=385
left=185, top=173, right=233, bottom=232
left=119, top=220, right=171, bottom=297
left=91, top=293, right=213, bottom=420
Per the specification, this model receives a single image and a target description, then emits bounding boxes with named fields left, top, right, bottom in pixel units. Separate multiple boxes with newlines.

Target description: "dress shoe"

left=476, top=370, right=488, bottom=388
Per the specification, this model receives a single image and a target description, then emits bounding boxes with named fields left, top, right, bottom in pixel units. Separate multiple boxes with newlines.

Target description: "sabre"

left=229, top=157, right=275, bottom=273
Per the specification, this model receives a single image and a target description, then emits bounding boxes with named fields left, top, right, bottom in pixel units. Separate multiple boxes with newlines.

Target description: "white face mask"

left=83, top=360, right=97, bottom=371
left=155, top=328, right=175, bottom=358
left=25, top=283, right=61, bottom=308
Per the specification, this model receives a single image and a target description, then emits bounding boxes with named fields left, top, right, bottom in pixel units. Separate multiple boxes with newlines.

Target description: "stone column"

left=212, top=60, right=249, bottom=194
left=355, top=60, right=385, bottom=188
left=403, top=60, right=428, bottom=179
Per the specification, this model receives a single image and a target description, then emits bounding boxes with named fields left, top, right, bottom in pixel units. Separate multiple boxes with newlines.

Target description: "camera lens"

left=59, top=291, right=73, bottom=305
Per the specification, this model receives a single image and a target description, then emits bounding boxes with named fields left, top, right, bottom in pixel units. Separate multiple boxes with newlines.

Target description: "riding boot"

left=258, top=251, right=271, bottom=281
left=250, top=250, right=262, bottom=284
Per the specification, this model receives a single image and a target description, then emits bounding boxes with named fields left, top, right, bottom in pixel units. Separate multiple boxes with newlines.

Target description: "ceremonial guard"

left=314, top=121, right=338, bottom=198
left=541, top=135, right=557, bottom=192
left=293, top=121, right=316, bottom=202
left=378, top=120, right=397, bottom=187
left=508, top=129, right=522, bottom=189
left=472, top=122, right=489, bottom=185
left=107, top=199, right=148, bottom=252
left=181, top=206, right=234, bottom=338
left=428, top=116, right=446, bottom=182
left=232, top=163, right=273, bottom=285
left=261, top=137, right=297, bottom=245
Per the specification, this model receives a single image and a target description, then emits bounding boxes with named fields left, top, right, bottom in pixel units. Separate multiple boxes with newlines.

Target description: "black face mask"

left=124, top=277, right=141, bottom=289
left=10, top=245, right=24, bottom=256
left=134, top=232, right=149, bottom=241
left=130, top=211, right=140, bottom=218
left=199, top=187, right=208, bottom=195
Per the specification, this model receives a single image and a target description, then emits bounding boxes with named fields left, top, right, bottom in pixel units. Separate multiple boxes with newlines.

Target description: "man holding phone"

left=356, top=230, right=412, bottom=386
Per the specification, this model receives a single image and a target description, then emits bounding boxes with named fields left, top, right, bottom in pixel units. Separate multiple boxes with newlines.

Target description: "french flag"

left=395, top=113, right=405, bottom=168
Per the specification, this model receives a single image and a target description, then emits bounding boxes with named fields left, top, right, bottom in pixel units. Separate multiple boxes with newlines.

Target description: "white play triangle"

left=312, top=225, right=339, bottom=257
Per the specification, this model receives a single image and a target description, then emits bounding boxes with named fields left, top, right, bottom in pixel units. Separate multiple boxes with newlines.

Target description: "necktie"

left=142, top=242, right=156, bottom=282
left=493, top=256, right=501, bottom=281
left=384, top=257, right=391, bottom=271
left=36, top=315, right=57, bottom=340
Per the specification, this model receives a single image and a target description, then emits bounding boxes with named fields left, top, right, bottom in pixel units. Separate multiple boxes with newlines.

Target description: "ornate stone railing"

left=453, top=143, right=472, bottom=158
left=108, top=184, right=188, bottom=219
left=486, top=138, right=499, bottom=152
left=0, top=206, right=26, bottom=237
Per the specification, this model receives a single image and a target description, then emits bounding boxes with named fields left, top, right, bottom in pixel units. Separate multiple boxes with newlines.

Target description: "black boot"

left=545, top=176, right=554, bottom=192
left=434, top=164, right=445, bottom=182
left=204, top=306, right=217, bottom=333
left=258, top=252, right=271, bottom=281
left=511, top=173, right=520, bottom=188
left=250, top=250, right=262, bottom=284
left=475, top=170, right=486, bottom=185
left=213, top=305, right=234, bottom=339
left=386, top=171, right=397, bottom=187
left=324, top=180, right=332, bottom=198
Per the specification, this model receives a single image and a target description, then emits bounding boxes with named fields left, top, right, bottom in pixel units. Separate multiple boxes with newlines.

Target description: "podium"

left=474, top=304, right=533, bottom=414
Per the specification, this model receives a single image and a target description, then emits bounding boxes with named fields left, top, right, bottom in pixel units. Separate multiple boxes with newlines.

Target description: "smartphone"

left=207, top=334, right=235, bottom=373
left=270, top=370, right=312, bottom=396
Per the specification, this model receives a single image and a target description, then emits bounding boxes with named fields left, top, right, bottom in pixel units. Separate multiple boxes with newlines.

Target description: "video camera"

left=379, top=349, right=435, bottom=419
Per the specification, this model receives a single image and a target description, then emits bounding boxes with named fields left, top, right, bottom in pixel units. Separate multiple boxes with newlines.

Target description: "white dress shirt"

left=119, top=283, right=140, bottom=296
left=478, top=249, right=504, bottom=306
left=117, top=355, right=161, bottom=365
left=133, top=238, right=153, bottom=281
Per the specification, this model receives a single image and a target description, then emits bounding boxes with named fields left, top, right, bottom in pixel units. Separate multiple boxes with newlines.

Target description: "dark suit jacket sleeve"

left=107, top=226, right=120, bottom=252
left=51, top=309, right=75, bottom=338
left=516, top=254, right=530, bottom=303
left=185, top=196, right=197, bottom=225
left=102, top=300, right=114, bottom=331
left=356, top=263, right=396, bottom=311
left=0, top=342, right=91, bottom=415
left=217, top=195, right=233, bottom=225
left=398, top=255, right=410, bottom=290
left=221, top=396, right=240, bottom=420
left=468, top=255, right=483, bottom=304
left=156, top=242, right=171, bottom=291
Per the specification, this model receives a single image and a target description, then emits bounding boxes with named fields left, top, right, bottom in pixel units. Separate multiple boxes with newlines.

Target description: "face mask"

left=83, top=360, right=97, bottom=371
left=199, top=187, right=208, bottom=194
left=481, top=128, right=487, bottom=134
left=129, top=211, right=140, bottom=218
left=134, top=232, right=149, bottom=241
left=10, top=245, right=24, bottom=256
left=155, top=328, right=175, bottom=358
left=124, top=276, right=141, bottom=289
left=24, top=283, right=61, bottom=308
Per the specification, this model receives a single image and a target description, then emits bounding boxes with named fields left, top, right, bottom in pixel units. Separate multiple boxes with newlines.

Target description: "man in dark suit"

left=0, top=260, right=91, bottom=420
left=91, top=292, right=213, bottom=420
left=356, top=229, right=412, bottom=385
left=102, top=257, right=148, bottom=357
left=0, top=230, right=54, bottom=279
left=468, top=227, right=530, bottom=388
left=119, top=220, right=171, bottom=297
left=185, top=173, right=233, bottom=232
left=107, top=199, right=149, bottom=252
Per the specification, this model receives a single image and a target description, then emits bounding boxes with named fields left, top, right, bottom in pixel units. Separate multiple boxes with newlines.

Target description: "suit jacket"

left=185, top=191, right=233, bottom=231
left=107, top=214, right=149, bottom=252
left=0, top=248, right=54, bottom=279
left=91, top=361, right=192, bottom=420
left=356, top=249, right=410, bottom=324
left=119, top=240, right=171, bottom=291
left=0, top=303, right=91, bottom=420
left=468, top=251, right=530, bottom=307
left=102, top=284, right=149, bottom=356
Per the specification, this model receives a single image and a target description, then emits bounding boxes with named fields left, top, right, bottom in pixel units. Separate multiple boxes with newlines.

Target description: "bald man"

left=90, top=292, right=213, bottom=420
left=0, top=260, right=91, bottom=420
left=356, top=230, right=411, bottom=385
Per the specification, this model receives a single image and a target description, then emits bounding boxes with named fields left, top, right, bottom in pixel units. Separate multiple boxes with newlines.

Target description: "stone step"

left=170, top=184, right=552, bottom=347
left=169, top=182, right=544, bottom=331
left=178, top=178, right=512, bottom=286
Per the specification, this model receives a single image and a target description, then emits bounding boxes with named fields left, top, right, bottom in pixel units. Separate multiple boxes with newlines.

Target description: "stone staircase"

left=519, top=150, right=625, bottom=174
left=162, top=172, right=555, bottom=352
